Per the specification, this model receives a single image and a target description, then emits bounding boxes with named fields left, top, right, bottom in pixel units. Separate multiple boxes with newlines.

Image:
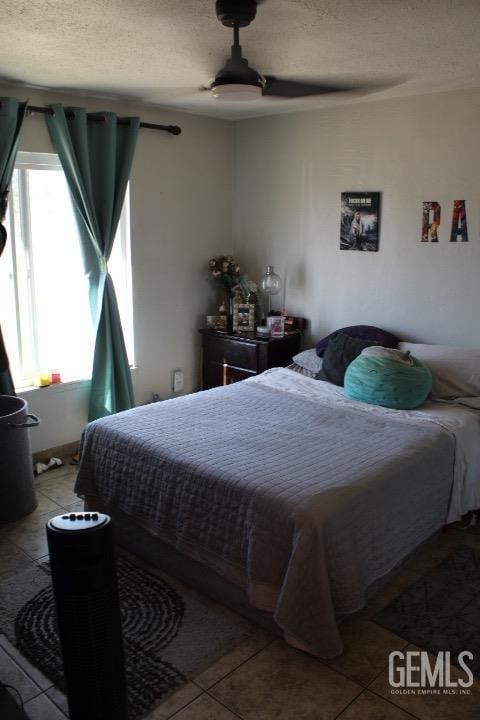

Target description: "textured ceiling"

left=2, top=0, right=480, bottom=119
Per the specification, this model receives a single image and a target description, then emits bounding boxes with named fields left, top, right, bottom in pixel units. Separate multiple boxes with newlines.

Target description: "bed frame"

left=84, top=497, right=281, bottom=635
left=83, top=495, right=444, bottom=642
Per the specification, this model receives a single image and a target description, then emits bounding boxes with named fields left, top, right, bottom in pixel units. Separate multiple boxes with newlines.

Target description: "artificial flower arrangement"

left=208, top=255, right=250, bottom=301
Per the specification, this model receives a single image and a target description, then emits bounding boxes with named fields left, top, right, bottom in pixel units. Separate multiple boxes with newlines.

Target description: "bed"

left=75, top=365, right=480, bottom=658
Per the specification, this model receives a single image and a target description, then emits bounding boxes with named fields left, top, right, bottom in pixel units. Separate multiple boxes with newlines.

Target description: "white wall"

left=232, top=88, right=480, bottom=349
left=0, top=83, right=232, bottom=452
left=7, top=84, right=480, bottom=451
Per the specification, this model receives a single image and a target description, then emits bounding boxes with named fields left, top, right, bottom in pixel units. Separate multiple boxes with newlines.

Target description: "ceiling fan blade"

left=263, top=76, right=366, bottom=98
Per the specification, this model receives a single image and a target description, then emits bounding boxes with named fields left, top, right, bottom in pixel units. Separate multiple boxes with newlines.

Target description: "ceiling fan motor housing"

left=216, top=0, right=257, bottom=28
left=213, top=55, right=263, bottom=88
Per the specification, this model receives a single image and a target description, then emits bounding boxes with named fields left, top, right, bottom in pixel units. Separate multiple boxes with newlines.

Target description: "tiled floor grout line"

left=7, top=683, right=45, bottom=706
left=191, top=635, right=277, bottom=693
left=36, top=488, right=62, bottom=502
left=0, top=635, right=54, bottom=691
left=309, top=620, right=421, bottom=718
left=358, top=638, right=423, bottom=720
left=204, top=690, right=245, bottom=719
left=328, top=635, right=423, bottom=720
left=10, top=540, right=50, bottom=563
left=23, top=693, right=68, bottom=719
left=43, top=690, right=69, bottom=717
left=363, top=564, right=472, bottom=720
left=358, top=543, right=475, bottom=720
left=146, top=690, right=199, bottom=720
left=186, top=636, right=280, bottom=718
left=36, top=490, right=72, bottom=505
left=1, top=498, right=81, bottom=564
left=0, top=646, right=50, bottom=706
left=367, top=633, right=410, bottom=685
left=166, top=695, right=202, bottom=720
left=367, top=687, right=423, bottom=720
left=330, top=684, right=364, bottom=720
left=194, top=631, right=400, bottom=720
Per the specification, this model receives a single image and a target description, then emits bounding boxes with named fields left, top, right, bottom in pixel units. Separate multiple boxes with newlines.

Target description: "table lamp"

left=260, top=265, right=281, bottom=315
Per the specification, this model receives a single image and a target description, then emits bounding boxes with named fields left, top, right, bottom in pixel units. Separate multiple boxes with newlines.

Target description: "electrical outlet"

left=172, top=369, right=184, bottom=393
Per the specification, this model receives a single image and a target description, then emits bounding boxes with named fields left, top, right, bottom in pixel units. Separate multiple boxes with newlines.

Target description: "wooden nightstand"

left=200, top=329, right=302, bottom=389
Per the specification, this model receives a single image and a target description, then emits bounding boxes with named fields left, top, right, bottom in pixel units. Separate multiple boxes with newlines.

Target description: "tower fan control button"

left=48, top=512, right=110, bottom=532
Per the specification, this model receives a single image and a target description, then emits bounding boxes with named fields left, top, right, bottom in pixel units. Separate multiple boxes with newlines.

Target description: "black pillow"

left=317, top=332, right=378, bottom=386
left=315, top=324, right=399, bottom=357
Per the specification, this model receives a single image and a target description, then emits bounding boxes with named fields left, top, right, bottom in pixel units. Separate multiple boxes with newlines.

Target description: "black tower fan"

left=46, top=512, right=128, bottom=720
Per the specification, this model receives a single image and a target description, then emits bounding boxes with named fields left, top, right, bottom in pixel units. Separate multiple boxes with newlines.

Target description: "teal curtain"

left=46, top=105, right=140, bottom=420
left=0, top=97, right=28, bottom=395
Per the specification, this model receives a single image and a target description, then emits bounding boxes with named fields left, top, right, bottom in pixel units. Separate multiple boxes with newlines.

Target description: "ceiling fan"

left=209, top=0, right=370, bottom=101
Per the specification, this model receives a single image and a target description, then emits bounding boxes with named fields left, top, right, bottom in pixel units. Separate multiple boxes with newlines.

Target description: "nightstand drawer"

left=204, top=335, right=257, bottom=371
left=205, top=362, right=255, bottom=388
left=200, top=328, right=302, bottom=390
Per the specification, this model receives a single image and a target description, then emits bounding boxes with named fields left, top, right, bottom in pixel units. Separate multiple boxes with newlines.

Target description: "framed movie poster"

left=340, top=192, right=381, bottom=251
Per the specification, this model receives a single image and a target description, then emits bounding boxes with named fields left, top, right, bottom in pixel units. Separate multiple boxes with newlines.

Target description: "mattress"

left=257, top=368, right=480, bottom=522
left=75, top=368, right=479, bottom=657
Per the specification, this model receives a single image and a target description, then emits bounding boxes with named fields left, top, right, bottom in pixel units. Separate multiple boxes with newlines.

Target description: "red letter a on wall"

left=450, top=200, right=469, bottom=242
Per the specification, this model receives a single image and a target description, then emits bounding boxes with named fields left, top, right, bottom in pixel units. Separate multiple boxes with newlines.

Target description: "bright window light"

left=0, top=152, right=134, bottom=389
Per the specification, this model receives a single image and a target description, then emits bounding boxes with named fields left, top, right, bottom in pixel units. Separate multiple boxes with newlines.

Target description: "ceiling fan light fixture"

left=211, top=83, right=262, bottom=101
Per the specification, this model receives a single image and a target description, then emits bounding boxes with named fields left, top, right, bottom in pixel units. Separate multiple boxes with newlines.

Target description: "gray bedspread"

left=75, top=376, right=455, bottom=658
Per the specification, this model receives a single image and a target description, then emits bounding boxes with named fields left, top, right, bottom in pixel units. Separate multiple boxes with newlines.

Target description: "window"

left=0, top=152, right=134, bottom=389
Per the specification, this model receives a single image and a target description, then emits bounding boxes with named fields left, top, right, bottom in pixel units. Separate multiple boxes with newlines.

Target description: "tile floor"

left=1, top=462, right=480, bottom=719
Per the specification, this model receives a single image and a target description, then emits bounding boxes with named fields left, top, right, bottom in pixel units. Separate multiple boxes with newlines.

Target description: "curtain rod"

left=0, top=102, right=182, bottom=135
left=28, top=105, right=182, bottom=135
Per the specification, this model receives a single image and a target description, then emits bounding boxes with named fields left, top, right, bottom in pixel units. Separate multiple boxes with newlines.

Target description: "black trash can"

left=0, top=395, right=40, bottom=521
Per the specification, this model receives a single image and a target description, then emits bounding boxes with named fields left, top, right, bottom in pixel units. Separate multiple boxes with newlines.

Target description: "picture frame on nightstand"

left=232, top=303, right=255, bottom=333
left=267, top=315, right=285, bottom=337
left=206, top=314, right=227, bottom=330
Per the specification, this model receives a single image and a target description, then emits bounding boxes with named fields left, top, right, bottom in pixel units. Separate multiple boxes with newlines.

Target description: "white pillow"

left=362, top=346, right=415, bottom=366
left=398, top=342, right=480, bottom=399
left=292, top=348, right=323, bottom=375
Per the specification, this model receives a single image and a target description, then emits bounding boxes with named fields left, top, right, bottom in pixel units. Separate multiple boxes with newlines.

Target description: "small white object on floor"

left=34, top=457, right=63, bottom=476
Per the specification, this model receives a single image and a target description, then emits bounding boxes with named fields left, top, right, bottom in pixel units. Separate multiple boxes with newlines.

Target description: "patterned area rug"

left=374, top=546, right=480, bottom=676
left=0, top=553, right=254, bottom=719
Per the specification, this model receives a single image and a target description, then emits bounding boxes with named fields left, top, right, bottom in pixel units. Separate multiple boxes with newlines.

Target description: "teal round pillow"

left=344, top=347, right=432, bottom=409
